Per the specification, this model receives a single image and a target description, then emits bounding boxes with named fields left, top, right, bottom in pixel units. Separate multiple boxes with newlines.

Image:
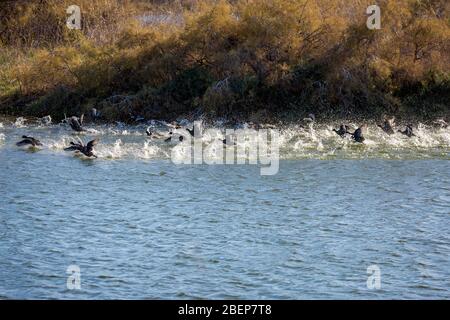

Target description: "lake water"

left=0, top=118, right=449, bottom=299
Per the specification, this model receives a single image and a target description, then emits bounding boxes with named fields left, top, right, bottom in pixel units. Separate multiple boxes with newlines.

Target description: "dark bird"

left=64, top=138, right=98, bottom=158
left=16, top=136, right=43, bottom=147
left=333, top=124, right=351, bottom=137
left=378, top=117, right=395, bottom=135
left=186, top=127, right=194, bottom=137
left=67, top=114, right=85, bottom=132
left=398, top=125, right=415, bottom=137
left=350, top=124, right=367, bottom=143
left=146, top=127, right=169, bottom=140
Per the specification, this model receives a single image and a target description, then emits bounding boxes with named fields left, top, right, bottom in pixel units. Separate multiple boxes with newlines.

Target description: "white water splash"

left=97, top=139, right=125, bottom=159
left=1, top=121, right=449, bottom=160
left=14, top=117, right=26, bottom=128
left=137, top=141, right=165, bottom=159
left=46, top=135, right=80, bottom=151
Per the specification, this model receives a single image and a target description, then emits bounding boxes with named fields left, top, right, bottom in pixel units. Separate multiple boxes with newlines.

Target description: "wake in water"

left=1, top=117, right=449, bottom=160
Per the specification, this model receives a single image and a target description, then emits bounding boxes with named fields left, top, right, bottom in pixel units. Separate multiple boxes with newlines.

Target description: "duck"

left=350, top=124, right=367, bottom=143
left=378, top=116, right=395, bottom=135
left=146, top=127, right=173, bottom=140
left=398, top=124, right=415, bottom=137
left=66, top=114, right=85, bottom=132
left=16, top=136, right=43, bottom=147
left=333, top=124, right=351, bottom=138
left=64, top=138, right=98, bottom=158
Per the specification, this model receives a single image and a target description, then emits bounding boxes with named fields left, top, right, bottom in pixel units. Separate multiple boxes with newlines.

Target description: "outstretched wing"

left=64, top=142, right=82, bottom=151
left=64, top=146, right=80, bottom=151
left=69, top=117, right=84, bottom=132
left=16, top=139, right=31, bottom=146
left=86, top=139, right=98, bottom=151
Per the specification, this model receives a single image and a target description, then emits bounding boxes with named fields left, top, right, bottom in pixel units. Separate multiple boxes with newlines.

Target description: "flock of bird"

left=332, top=116, right=419, bottom=143
left=10, top=113, right=449, bottom=159
left=14, top=114, right=210, bottom=158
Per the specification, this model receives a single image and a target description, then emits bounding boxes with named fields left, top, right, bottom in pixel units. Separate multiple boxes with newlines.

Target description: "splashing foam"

left=1, top=121, right=449, bottom=160
left=46, top=135, right=78, bottom=151
left=14, top=117, right=26, bottom=128
left=137, top=141, right=164, bottom=159
left=276, top=123, right=450, bottom=159
left=95, top=139, right=125, bottom=159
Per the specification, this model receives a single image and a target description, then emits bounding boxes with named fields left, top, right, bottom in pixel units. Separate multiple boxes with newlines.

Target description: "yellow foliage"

left=1, top=0, right=449, bottom=117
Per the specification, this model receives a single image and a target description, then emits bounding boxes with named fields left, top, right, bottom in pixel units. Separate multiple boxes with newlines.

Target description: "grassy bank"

left=0, top=0, right=449, bottom=123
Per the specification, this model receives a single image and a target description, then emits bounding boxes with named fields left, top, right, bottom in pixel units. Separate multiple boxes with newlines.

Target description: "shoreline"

left=1, top=110, right=449, bottom=128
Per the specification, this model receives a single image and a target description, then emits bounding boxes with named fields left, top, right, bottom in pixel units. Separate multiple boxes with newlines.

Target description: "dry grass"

left=1, top=0, right=449, bottom=121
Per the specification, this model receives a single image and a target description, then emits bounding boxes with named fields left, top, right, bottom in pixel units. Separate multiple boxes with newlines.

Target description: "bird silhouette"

left=333, top=125, right=351, bottom=138
left=398, top=125, right=415, bottom=137
left=67, top=114, right=85, bottom=132
left=16, top=136, right=43, bottom=147
left=64, top=138, right=98, bottom=158
left=350, top=124, right=367, bottom=143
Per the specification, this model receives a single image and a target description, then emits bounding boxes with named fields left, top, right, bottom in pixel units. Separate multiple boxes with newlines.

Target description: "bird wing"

left=65, top=141, right=83, bottom=151
left=64, top=145, right=81, bottom=151
left=75, top=136, right=84, bottom=146
left=86, top=139, right=98, bottom=151
left=32, top=138, right=42, bottom=146
left=16, top=139, right=31, bottom=146
left=69, top=117, right=84, bottom=131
